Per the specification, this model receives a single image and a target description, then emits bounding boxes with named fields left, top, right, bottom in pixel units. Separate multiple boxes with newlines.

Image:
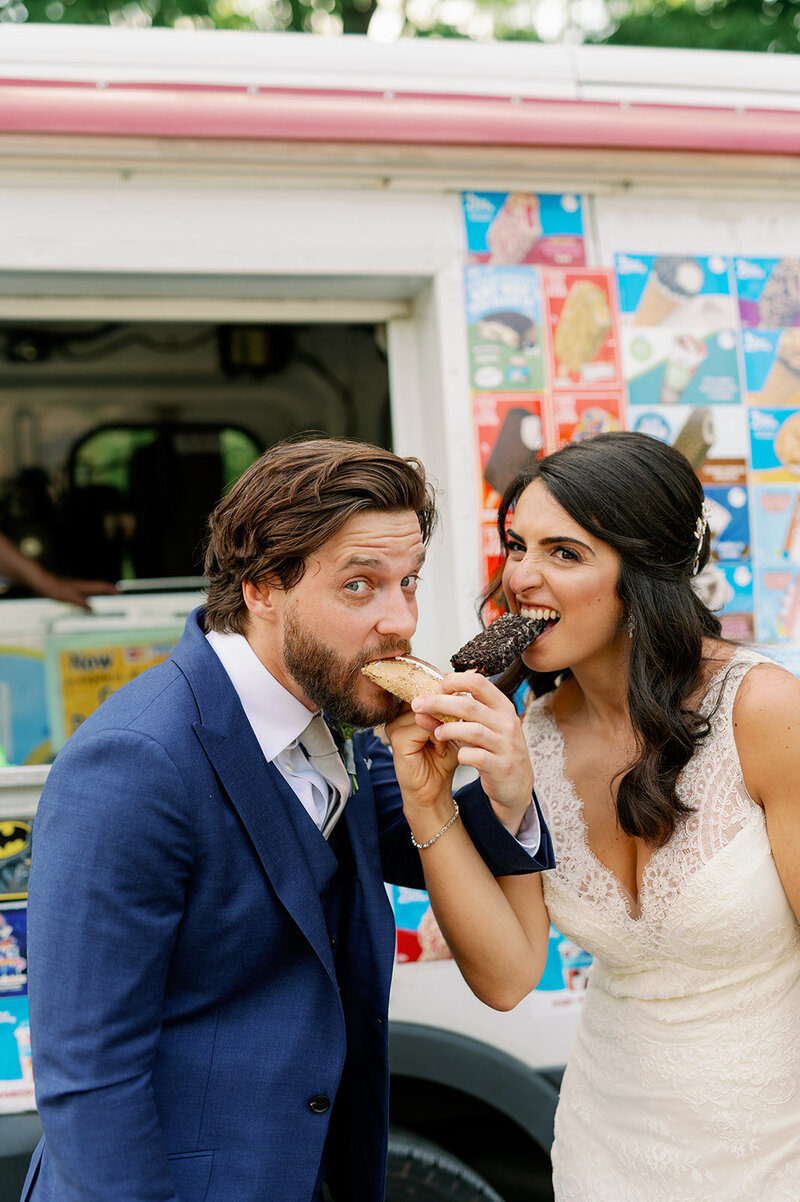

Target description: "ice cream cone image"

left=633, top=255, right=705, bottom=327
left=634, top=276, right=682, bottom=326
left=774, top=411, right=800, bottom=476
left=760, top=330, right=800, bottom=406
left=758, top=257, right=800, bottom=328
left=761, top=360, right=800, bottom=407
left=659, top=335, right=708, bottom=404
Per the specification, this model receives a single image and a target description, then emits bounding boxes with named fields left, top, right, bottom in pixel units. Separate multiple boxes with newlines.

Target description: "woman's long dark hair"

left=488, top=431, right=722, bottom=849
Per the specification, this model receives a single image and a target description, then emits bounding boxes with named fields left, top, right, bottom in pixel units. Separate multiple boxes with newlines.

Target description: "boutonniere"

left=337, top=722, right=359, bottom=793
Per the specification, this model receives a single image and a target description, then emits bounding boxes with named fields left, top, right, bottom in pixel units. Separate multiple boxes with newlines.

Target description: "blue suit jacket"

left=22, top=609, right=554, bottom=1202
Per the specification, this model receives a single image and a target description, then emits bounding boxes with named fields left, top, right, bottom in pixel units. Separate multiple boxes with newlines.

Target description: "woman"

left=388, top=431, right=800, bottom=1201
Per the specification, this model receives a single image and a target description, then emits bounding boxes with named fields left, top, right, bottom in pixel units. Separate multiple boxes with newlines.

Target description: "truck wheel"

left=386, top=1129, right=505, bottom=1202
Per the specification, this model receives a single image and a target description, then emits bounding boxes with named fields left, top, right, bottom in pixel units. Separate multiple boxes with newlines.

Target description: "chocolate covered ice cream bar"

left=450, top=613, right=546, bottom=675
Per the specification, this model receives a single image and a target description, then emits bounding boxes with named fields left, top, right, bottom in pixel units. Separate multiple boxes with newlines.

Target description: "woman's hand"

left=409, top=671, right=534, bottom=837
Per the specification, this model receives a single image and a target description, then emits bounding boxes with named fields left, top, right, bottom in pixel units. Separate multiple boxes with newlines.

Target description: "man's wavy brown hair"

left=203, top=436, right=436, bottom=634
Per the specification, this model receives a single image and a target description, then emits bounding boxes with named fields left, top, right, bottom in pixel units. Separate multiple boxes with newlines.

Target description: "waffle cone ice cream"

left=633, top=256, right=704, bottom=327
left=361, top=656, right=459, bottom=723
left=761, top=330, right=800, bottom=406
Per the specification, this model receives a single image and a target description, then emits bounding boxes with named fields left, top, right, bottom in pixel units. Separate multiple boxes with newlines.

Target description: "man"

left=22, top=438, right=553, bottom=1202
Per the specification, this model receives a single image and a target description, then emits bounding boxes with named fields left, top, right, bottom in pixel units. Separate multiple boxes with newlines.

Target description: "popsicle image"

left=633, top=255, right=705, bottom=326
left=758, top=258, right=800, bottom=328
left=484, top=408, right=543, bottom=495
left=487, top=193, right=542, bottom=265
left=760, top=328, right=800, bottom=406
left=659, top=334, right=708, bottom=403
left=553, top=280, right=611, bottom=372
left=672, top=407, right=714, bottom=472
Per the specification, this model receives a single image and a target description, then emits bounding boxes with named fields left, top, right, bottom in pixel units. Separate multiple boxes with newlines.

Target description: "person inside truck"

left=391, top=430, right=800, bottom=1202
left=0, top=529, right=118, bottom=609
left=21, top=436, right=554, bottom=1202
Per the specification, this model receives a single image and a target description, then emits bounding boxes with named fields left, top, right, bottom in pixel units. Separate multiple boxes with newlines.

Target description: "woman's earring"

left=627, top=613, right=636, bottom=639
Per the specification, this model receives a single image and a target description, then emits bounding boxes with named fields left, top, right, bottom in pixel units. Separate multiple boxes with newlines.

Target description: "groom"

left=23, top=437, right=554, bottom=1202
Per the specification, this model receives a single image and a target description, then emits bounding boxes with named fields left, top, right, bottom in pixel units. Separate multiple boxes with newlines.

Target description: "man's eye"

left=401, top=575, right=420, bottom=591
left=344, top=580, right=368, bottom=593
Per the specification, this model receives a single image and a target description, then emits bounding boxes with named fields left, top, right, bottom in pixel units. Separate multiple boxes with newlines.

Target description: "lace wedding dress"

left=524, top=649, right=800, bottom=1201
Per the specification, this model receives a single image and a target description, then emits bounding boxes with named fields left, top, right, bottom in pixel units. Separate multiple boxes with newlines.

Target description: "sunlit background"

left=0, top=0, right=797, bottom=53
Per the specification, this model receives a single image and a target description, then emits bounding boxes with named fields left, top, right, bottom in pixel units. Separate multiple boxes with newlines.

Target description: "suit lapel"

left=172, top=610, right=338, bottom=985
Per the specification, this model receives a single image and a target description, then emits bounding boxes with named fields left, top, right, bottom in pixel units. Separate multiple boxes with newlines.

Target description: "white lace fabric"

left=525, top=649, right=800, bottom=1201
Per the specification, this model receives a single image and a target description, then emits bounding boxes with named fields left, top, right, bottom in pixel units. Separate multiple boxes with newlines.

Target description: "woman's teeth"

left=521, top=607, right=560, bottom=621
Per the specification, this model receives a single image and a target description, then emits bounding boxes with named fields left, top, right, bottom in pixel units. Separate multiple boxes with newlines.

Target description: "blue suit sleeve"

left=27, top=729, right=192, bottom=1202
left=359, top=731, right=555, bottom=888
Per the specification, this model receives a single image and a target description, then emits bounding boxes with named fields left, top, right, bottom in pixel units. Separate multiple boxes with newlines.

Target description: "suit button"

left=309, top=1095, right=330, bottom=1114
left=329, top=933, right=336, bottom=948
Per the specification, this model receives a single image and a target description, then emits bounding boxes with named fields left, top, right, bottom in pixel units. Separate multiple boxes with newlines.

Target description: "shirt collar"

left=206, top=628, right=316, bottom=762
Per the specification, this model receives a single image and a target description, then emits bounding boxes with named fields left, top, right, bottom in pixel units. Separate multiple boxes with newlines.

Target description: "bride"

left=388, top=431, right=800, bottom=1201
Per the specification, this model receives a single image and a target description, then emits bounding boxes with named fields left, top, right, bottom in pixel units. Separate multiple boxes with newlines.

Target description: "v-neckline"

left=541, top=703, right=651, bottom=921
left=539, top=656, right=739, bottom=922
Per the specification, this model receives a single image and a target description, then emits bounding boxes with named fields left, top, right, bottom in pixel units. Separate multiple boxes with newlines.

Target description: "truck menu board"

left=462, top=198, right=800, bottom=650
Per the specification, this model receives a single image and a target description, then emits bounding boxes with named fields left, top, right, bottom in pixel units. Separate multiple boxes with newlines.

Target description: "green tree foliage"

left=595, top=0, right=800, bottom=53
left=2, top=0, right=798, bottom=52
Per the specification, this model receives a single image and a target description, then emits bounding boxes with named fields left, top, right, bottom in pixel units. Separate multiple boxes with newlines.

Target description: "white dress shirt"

left=206, top=628, right=540, bottom=854
left=207, top=629, right=334, bottom=830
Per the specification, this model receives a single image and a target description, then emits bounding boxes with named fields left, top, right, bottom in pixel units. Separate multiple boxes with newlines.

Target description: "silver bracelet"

left=409, top=799, right=460, bottom=850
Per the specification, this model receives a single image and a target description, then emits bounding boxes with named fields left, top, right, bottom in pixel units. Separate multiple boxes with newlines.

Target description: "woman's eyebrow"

left=539, top=536, right=593, bottom=552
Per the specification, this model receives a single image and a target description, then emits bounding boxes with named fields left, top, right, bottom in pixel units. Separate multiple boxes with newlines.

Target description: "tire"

left=386, top=1129, right=506, bottom=1202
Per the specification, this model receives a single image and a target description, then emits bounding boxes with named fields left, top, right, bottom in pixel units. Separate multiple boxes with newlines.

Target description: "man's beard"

left=282, top=607, right=410, bottom=728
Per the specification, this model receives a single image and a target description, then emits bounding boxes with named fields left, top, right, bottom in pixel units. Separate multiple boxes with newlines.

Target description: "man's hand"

left=384, top=706, right=459, bottom=810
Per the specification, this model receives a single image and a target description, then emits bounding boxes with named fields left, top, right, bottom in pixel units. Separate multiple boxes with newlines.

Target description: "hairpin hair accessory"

left=692, top=500, right=712, bottom=576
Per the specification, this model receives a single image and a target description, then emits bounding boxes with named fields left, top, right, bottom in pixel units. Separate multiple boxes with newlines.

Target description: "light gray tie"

left=299, top=713, right=351, bottom=839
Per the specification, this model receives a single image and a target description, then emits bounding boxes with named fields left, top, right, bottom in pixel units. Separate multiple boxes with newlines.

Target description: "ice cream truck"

left=0, top=24, right=800, bottom=1199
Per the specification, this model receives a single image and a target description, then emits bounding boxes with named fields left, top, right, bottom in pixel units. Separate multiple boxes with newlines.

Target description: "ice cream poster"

left=703, top=485, right=751, bottom=562
left=465, top=266, right=547, bottom=392
left=755, top=567, right=800, bottom=642
left=462, top=191, right=585, bottom=267
left=553, top=393, right=625, bottom=450
left=748, top=408, right=800, bottom=483
left=545, top=268, right=622, bottom=390
left=740, top=329, right=800, bottom=407
left=734, top=257, right=800, bottom=329
left=615, top=253, right=737, bottom=328
left=0, top=648, right=50, bottom=767
left=0, top=820, right=31, bottom=903
left=537, top=926, right=592, bottom=993
left=752, top=487, right=800, bottom=568
left=391, top=886, right=592, bottom=993
left=621, top=326, right=740, bottom=406
left=0, top=903, right=33, bottom=1114
left=628, top=404, right=748, bottom=487
left=45, top=626, right=184, bottom=750
left=390, top=886, right=453, bottom=963
left=615, top=254, right=740, bottom=405
left=473, top=393, right=548, bottom=511
left=705, top=563, right=754, bottom=640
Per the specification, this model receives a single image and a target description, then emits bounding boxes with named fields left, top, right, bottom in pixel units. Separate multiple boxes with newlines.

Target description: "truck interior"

left=0, top=320, right=392, bottom=594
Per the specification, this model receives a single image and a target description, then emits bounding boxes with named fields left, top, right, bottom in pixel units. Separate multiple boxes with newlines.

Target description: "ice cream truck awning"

left=1, top=26, right=800, bottom=157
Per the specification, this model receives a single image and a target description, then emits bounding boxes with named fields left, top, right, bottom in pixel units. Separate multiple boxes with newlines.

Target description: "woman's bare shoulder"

left=733, top=657, right=800, bottom=725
